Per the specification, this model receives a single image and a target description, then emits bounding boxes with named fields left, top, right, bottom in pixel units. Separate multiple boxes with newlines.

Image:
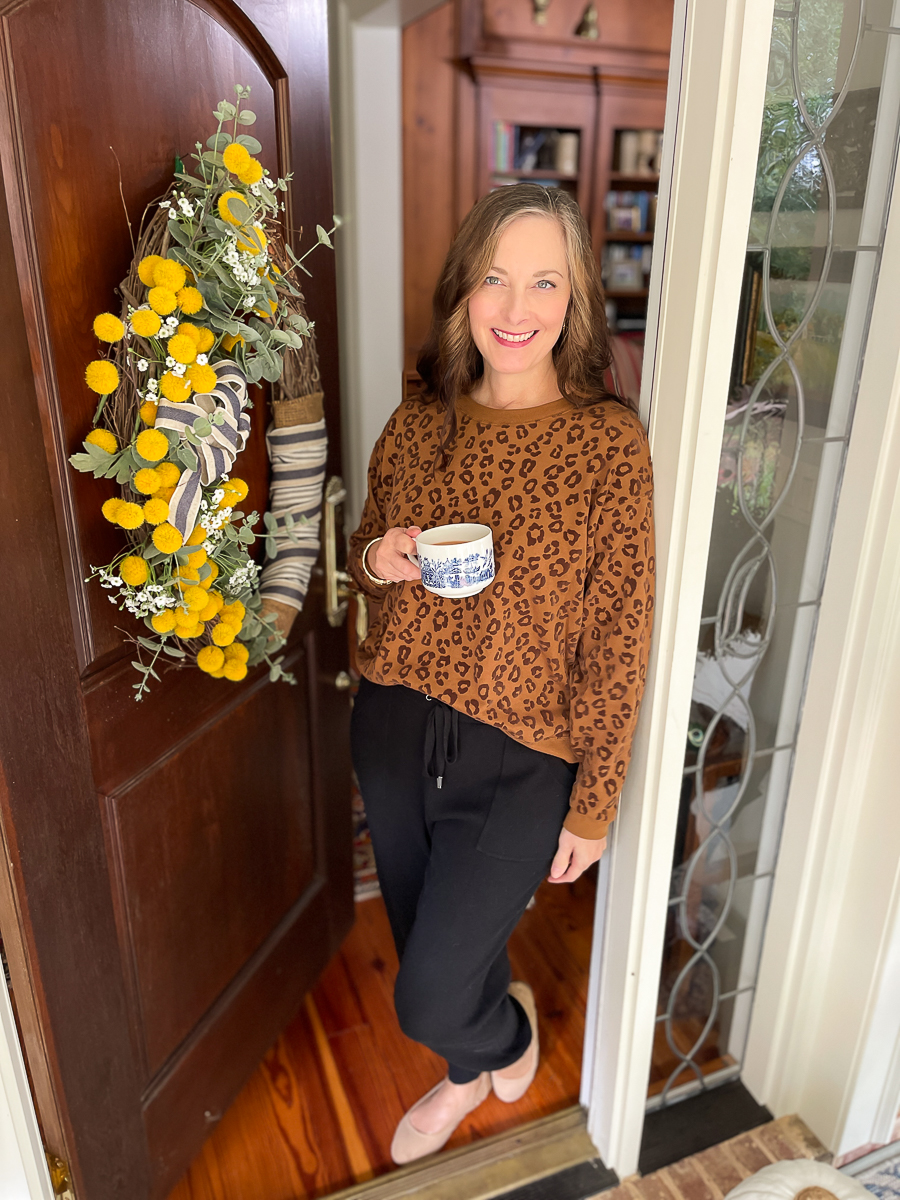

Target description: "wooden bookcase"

left=402, top=0, right=672, bottom=359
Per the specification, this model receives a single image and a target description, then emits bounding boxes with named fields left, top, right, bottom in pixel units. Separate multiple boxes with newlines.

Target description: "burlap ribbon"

left=154, top=360, right=251, bottom=538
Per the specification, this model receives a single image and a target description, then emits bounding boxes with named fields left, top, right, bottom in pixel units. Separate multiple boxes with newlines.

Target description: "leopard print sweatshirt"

left=348, top=391, right=656, bottom=841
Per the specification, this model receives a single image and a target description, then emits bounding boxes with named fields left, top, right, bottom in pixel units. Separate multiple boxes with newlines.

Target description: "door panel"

left=0, top=1, right=352, bottom=1197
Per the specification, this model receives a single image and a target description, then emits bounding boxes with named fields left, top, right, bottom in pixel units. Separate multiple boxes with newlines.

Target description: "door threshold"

left=327, top=1105, right=616, bottom=1200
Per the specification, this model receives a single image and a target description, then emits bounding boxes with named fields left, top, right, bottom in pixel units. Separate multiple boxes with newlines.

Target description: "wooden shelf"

left=609, top=171, right=660, bottom=185
left=604, top=230, right=655, bottom=242
left=492, top=168, right=580, bottom=181
left=605, top=288, right=650, bottom=299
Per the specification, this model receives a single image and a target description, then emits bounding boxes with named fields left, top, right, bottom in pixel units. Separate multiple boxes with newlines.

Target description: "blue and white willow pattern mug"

left=407, top=523, right=495, bottom=598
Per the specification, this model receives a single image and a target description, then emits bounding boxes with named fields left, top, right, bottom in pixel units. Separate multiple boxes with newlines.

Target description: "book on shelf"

left=605, top=190, right=657, bottom=234
left=602, top=242, right=653, bottom=291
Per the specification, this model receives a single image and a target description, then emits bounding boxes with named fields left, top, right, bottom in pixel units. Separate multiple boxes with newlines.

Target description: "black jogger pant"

left=350, top=677, right=578, bottom=1084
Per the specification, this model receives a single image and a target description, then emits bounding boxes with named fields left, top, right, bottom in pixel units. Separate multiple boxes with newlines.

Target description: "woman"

left=348, top=183, right=655, bottom=1164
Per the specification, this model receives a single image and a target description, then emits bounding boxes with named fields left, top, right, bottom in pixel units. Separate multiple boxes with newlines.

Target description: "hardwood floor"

left=167, top=869, right=596, bottom=1200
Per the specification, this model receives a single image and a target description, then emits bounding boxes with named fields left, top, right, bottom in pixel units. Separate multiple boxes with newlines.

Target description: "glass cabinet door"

left=648, top=0, right=900, bottom=1108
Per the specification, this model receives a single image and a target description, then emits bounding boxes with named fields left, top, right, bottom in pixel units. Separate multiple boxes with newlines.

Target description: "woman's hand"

left=370, top=526, right=423, bottom=582
left=549, top=828, right=607, bottom=884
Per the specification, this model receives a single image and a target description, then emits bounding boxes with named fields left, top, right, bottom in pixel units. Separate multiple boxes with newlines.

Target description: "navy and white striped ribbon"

left=259, top=418, right=328, bottom=612
left=154, top=360, right=251, bottom=538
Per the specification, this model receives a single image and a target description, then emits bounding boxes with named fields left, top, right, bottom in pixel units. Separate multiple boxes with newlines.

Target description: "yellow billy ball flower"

left=224, top=642, right=250, bottom=664
left=211, top=621, right=237, bottom=647
left=130, top=308, right=162, bottom=338
left=197, top=645, right=226, bottom=674
left=85, top=360, right=120, bottom=395
left=237, top=158, right=264, bottom=186
left=186, top=524, right=206, bottom=547
left=221, top=332, right=244, bottom=353
left=152, top=259, right=187, bottom=293
left=155, top=485, right=176, bottom=503
left=223, top=477, right=249, bottom=505
left=173, top=603, right=197, bottom=623
left=155, top=462, right=182, bottom=488
left=176, top=286, right=204, bottom=315
left=177, top=322, right=202, bottom=345
left=222, top=142, right=252, bottom=175
left=116, top=502, right=144, bottom=530
left=223, top=659, right=248, bottom=682
left=135, top=428, right=169, bottom=462
left=152, top=522, right=183, bottom=554
left=186, top=363, right=217, bottom=394
left=178, top=622, right=203, bottom=640
left=133, top=467, right=161, bottom=495
left=183, top=585, right=208, bottom=613
left=200, top=562, right=220, bottom=589
left=119, top=555, right=150, bottom=587
left=102, top=497, right=123, bottom=523
left=159, top=371, right=192, bottom=404
left=148, top=287, right=178, bottom=316
left=186, top=546, right=207, bottom=569
left=93, top=312, right=125, bottom=343
left=138, top=255, right=164, bottom=286
left=151, top=610, right=177, bottom=634
left=143, top=498, right=169, bottom=525
left=173, top=566, right=200, bottom=584
left=167, top=334, right=197, bottom=365
left=203, top=590, right=225, bottom=615
left=140, top=399, right=158, bottom=425
left=86, top=428, right=118, bottom=454
left=195, top=327, right=215, bottom=353
left=218, top=190, right=245, bottom=226
left=198, top=597, right=221, bottom=622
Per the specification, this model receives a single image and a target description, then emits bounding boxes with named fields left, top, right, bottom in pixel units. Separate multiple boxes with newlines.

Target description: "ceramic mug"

left=407, top=523, right=495, bottom=598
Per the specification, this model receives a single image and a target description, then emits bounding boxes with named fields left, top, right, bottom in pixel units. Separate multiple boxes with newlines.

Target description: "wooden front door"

left=0, top=2, right=352, bottom=1197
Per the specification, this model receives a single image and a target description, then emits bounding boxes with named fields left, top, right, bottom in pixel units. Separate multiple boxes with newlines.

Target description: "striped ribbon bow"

left=154, top=360, right=251, bottom=538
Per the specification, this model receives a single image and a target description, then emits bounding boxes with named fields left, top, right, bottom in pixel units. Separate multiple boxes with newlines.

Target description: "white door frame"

left=580, top=0, right=778, bottom=1174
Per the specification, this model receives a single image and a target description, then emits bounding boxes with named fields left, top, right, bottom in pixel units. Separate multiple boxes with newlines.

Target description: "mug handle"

left=406, top=551, right=419, bottom=565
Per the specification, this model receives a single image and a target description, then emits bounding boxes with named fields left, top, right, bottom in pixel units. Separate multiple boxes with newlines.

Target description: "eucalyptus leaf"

left=206, top=132, right=232, bottom=150
left=266, top=536, right=278, bottom=560
left=192, top=417, right=212, bottom=438
left=136, top=636, right=159, bottom=651
left=316, top=225, right=333, bottom=248
left=224, top=195, right=252, bottom=225
left=177, top=444, right=199, bottom=471
left=215, top=101, right=236, bottom=120
left=162, top=644, right=187, bottom=658
left=235, top=134, right=262, bottom=154
left=237, top=110, right=257, bottom=126
left=166, top=221, right=191, bottom=247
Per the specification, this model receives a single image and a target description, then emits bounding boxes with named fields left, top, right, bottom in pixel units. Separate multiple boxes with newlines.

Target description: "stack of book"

left=605, top=191, right=657, bottom=233
left=602, top=243, right=653, bottom=292
left=494, top=121, right=517, bottom=173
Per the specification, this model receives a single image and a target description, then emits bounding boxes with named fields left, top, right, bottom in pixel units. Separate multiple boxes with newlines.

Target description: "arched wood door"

left=0, top=1, right=352, bottom=1197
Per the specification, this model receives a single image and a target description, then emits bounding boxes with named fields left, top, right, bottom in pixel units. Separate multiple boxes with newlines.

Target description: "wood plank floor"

left=168, top=869, right=596, bottom=1200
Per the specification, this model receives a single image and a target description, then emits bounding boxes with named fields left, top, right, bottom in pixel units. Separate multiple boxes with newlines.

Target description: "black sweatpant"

left=350, top=677, right=578, bottom=1084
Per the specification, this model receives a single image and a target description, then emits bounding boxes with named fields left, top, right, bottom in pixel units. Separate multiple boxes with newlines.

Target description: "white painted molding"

left=743, top=112, right=900, bottom=1156
left=583, top=0, right=777, bottom=1176
left=0, top=978, right=53, bottom=1199
left=328, top=0, right=447, bottom=528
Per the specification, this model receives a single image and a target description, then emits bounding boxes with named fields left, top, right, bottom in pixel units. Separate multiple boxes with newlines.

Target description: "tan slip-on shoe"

left=390, top=1072, right=492, bottom=1165
left=491, top=980, right=539, bottom=1103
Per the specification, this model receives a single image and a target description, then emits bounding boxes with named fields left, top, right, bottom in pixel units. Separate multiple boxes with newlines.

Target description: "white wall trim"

left=329, top=0, right=446, bottom=527
left=0, top=978, right=53, bottom=1199
left=583, top=0, right=776, bottom=1176
left=743, top=125, right=900, bottom=1155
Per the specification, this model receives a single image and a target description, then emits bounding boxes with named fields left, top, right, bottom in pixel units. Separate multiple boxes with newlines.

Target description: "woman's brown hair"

left=417, top=183, right=632, bottom=467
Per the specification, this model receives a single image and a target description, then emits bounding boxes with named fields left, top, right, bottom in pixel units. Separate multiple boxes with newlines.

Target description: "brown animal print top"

left=347, top=391, right=656, bottom=841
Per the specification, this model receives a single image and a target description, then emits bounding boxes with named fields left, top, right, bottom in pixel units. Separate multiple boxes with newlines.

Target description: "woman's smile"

left=491, top=327, right=538, bottom=344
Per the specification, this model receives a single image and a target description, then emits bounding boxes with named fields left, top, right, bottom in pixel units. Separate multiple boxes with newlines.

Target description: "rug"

left=858, top=1153, right=900, bottom=1200
left=352, top=776, right=381, bottom=901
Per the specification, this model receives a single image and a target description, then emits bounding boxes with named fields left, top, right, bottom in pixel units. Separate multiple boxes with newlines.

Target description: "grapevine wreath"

left=70, top=87, right=335, bottom=699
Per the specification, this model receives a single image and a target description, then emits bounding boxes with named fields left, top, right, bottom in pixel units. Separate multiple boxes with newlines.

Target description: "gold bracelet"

left=361, top=536, right=393, bottom=586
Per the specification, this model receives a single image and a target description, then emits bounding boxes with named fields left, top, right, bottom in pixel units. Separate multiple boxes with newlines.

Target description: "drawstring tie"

left=423, top=697, right=460, bottom=789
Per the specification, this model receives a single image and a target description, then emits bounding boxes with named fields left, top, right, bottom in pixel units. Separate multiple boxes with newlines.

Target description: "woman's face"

left=467, top=214, right=571, bottom=379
